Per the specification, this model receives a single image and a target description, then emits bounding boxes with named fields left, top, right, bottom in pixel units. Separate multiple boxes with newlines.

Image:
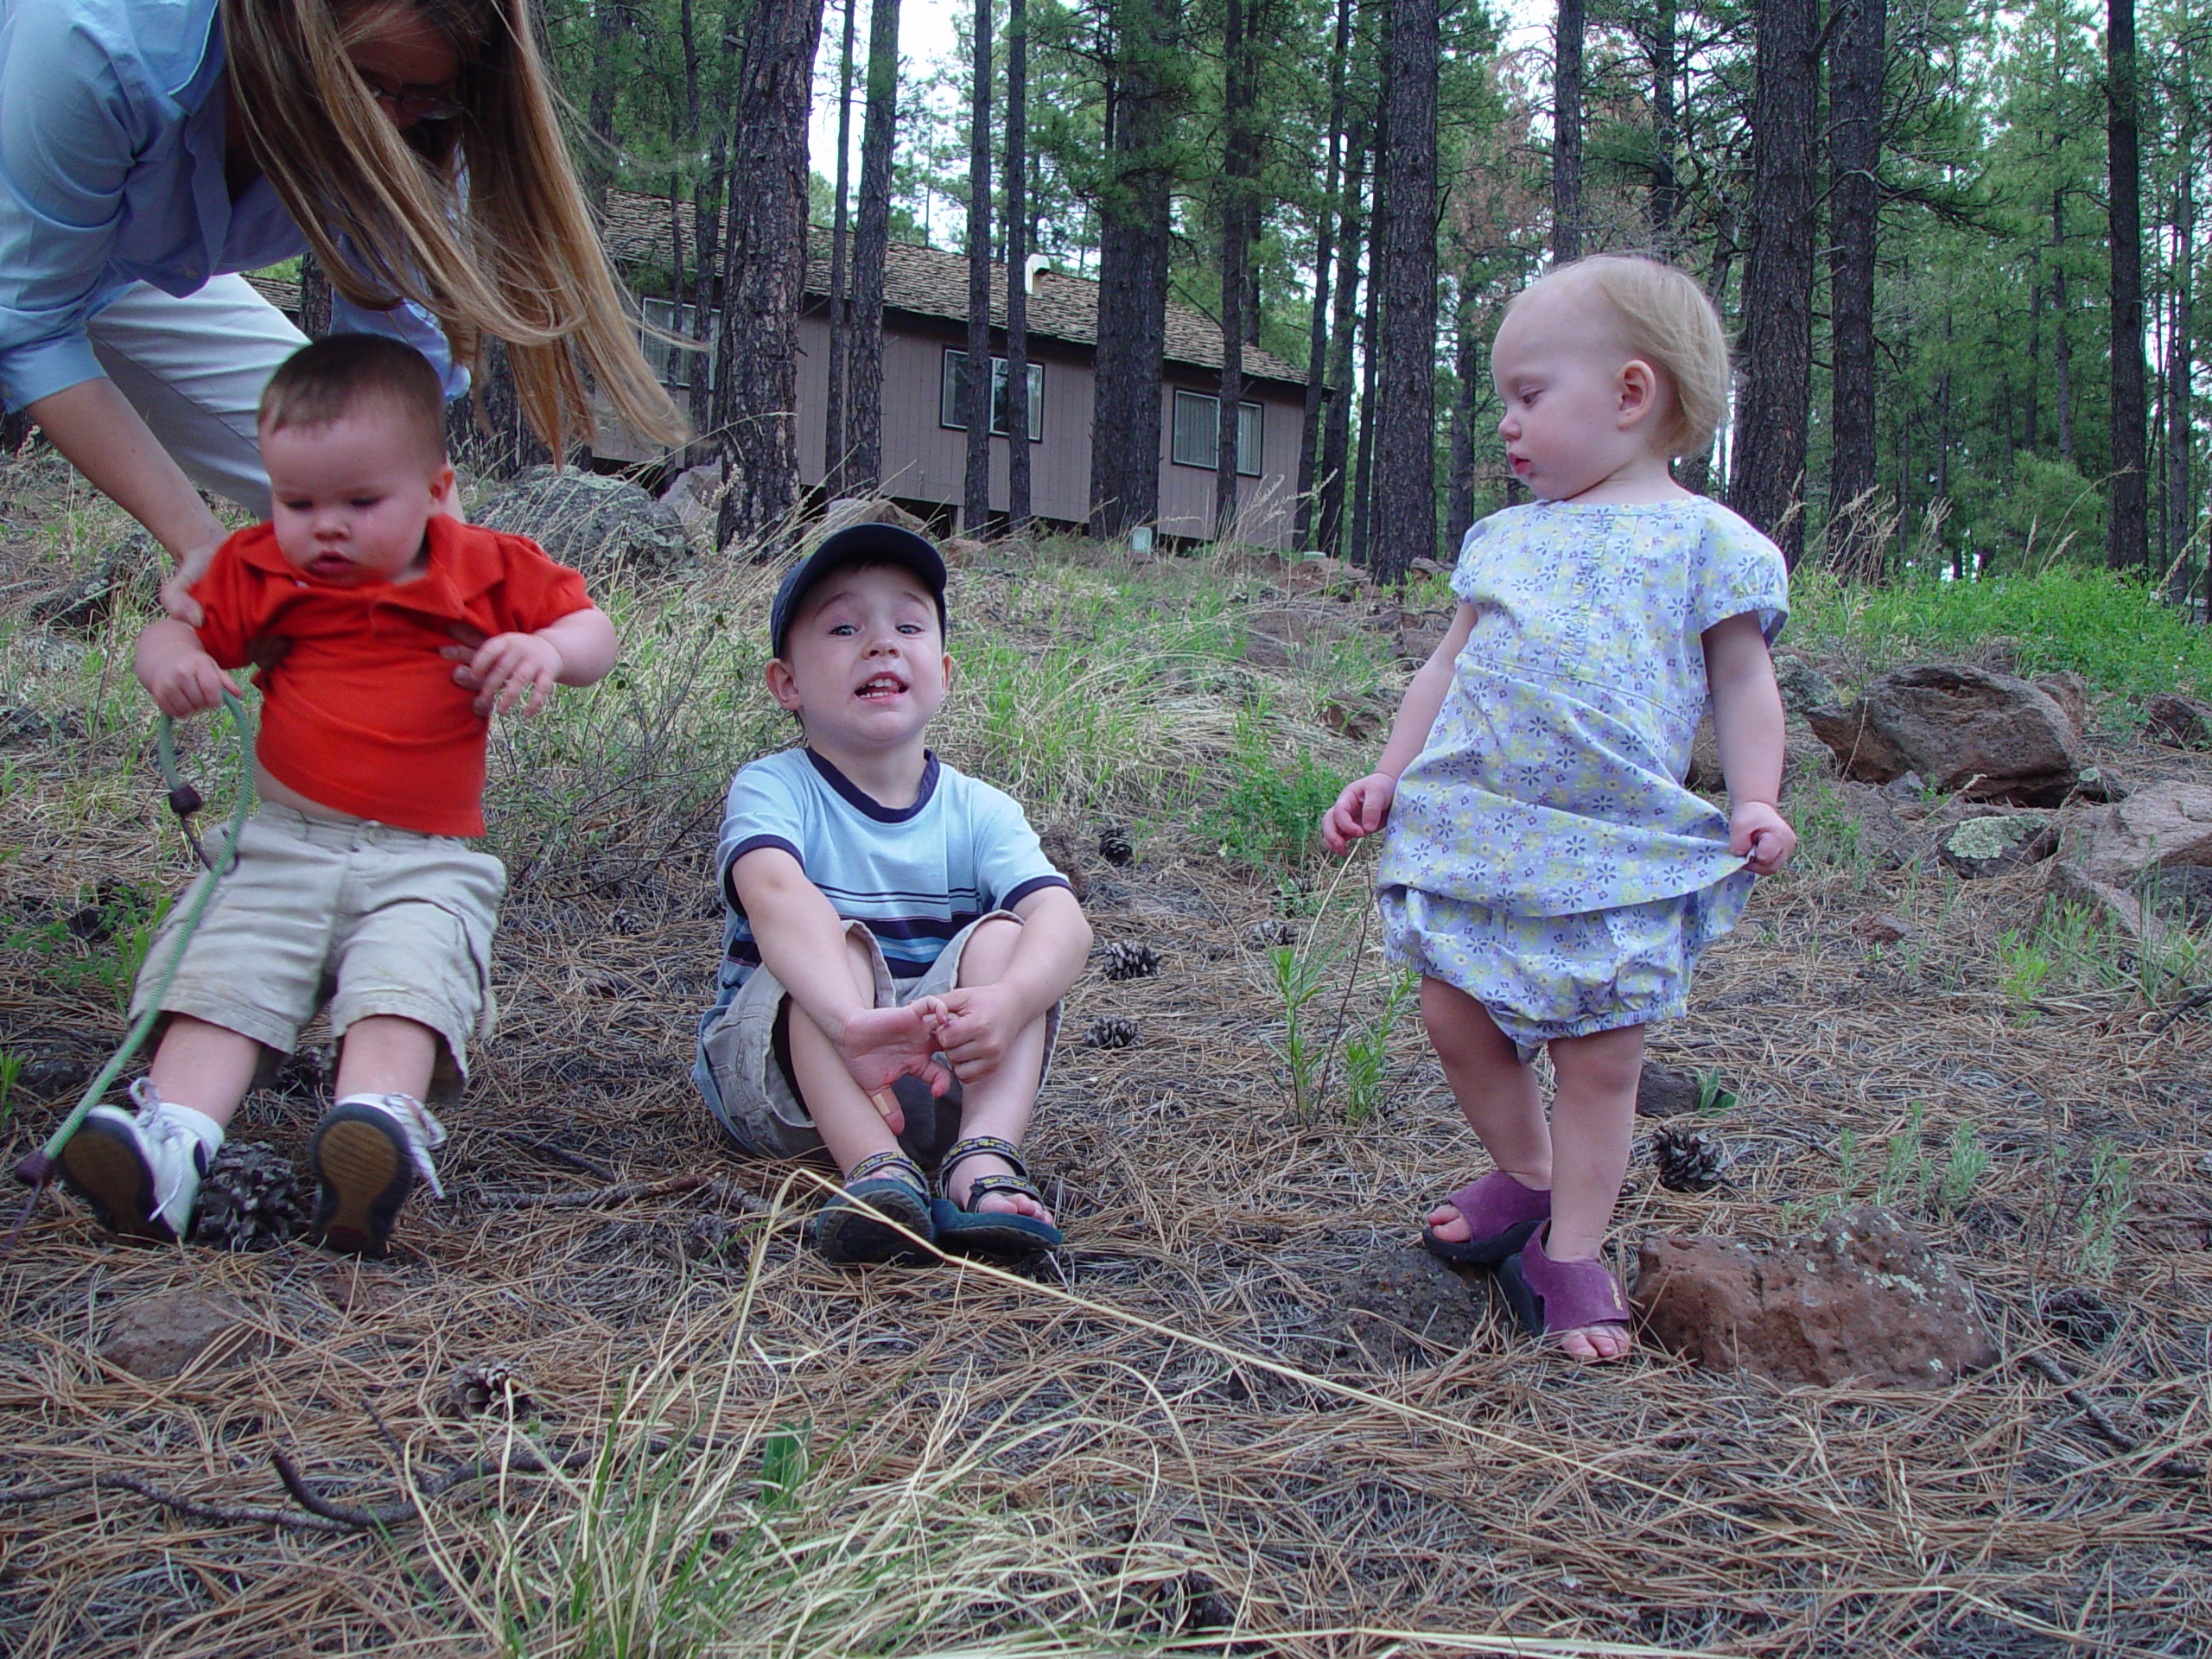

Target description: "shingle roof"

left=597, top=189, right=1305, bottom=386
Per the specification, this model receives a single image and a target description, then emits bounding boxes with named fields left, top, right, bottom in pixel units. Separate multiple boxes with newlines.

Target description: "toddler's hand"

left=144, top=650, right=240, bottom=719
left=1321, top=772, right=1397, bottom=855
left=1731, top=801, right=1796, bottom=874
left=456, top=630, right=563, bottom=717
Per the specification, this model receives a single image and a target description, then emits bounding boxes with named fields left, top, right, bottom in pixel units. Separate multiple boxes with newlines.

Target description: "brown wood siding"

left=1154, top=374, right=1303, bottom=546
left=617, top=306, right=1305, bottom=549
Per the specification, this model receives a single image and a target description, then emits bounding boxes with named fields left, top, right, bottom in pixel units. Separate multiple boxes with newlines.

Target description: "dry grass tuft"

left=2, top=464, right=2209, bottom=1655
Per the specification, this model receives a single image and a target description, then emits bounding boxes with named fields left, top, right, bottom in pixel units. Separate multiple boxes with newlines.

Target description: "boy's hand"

left=1731, top=801, right=1796, bottom=874
left=914, top=983, right=1021, bottom=1084
left=454, top=630, right=563, bottom=717
left=834, top=1003, right=954, bottom=1130
left=1321, top=772, right=1397, bottom=855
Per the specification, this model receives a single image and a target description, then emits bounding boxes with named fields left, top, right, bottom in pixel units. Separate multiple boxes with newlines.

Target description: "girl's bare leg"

left=1420, top=976, right=1551, bottom=1237
left=1540, top=1023, right=1644, bottom=1362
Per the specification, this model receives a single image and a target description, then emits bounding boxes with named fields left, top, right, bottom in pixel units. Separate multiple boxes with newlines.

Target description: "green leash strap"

left=12, top=690, right=254, bottom=1190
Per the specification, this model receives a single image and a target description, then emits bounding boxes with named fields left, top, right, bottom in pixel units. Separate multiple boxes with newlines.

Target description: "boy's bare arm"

left=918, top=885, right=1091, bottom=1084
left=1703, top=611, right=1795, bottom=873
left=730, top=846, right=948, bottom=1117
left=134, top=617, right=240, bottom=718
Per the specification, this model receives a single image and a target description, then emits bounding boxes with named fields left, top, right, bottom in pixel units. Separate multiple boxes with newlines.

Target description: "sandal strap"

left=960, top=1170, right=1046, bottom=1214
left=939, top=1135, right=1030, bottom=1189
left=846, top=1149, right=927, bottom=1193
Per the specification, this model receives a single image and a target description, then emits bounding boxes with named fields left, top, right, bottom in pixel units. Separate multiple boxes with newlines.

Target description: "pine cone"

left=1652, top=1126, right=1726, bottom=1192
left=1100, top=940, right=1160, bottom=981
left=1247, top=919, right=1300, bottom=949
left=1097, top=827, right=1135, bottom=866
left=1085, top=1016, right=1138, bottom=1048
left=448, top=1362, right=534, bottom=1418
left=188, top=1142, right=308, bottom=1252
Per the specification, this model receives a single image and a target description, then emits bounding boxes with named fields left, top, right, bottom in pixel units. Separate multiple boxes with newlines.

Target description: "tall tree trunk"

left=297, top=251, right=333, bottom=339
left=1318, top=130, right=1368, bottom=557
left=1552, top=0, right=1584, bottom=263
left=1728, top=0, right=1817, bottom=565
left=689, top=130, right=728, bottom=453
left=1090, top=0, right=1179, bottom=538
left=1005, top=0, right=1032, bottom=533
left=849, top=0, right=902, bottom=493
left=1214, top=0, right=1253, bottom=541
left=963, top=0, right=995, bottom=534
left=1349, top=112, right=1384, bottom=569
left=1446, top=279, right=1482, bottom=551
left=2027, top=276, right=2044, bottom=453
left=2053, top=192, right=2075, bottom=462
left=2107, top=0, right=2148, bottom=571
left=2165, top=99, right=2195, bottom=599
left=713, top=0, right=826, bottom=544
left=1370, top=0, right=1438, bottom=582
left=586, top=0, right=628, bottom=213
left=1826, top=0, right=1885, bottom=581
left=1649, top=0, right=1678, bottom=251
left=824, top=0, right=859, bottom=495
left=1294, top=0, right=1354, bottom=550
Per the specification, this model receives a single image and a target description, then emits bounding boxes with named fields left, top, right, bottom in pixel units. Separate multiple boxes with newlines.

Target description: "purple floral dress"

left=1376, top=498, right=1789, bottom=1057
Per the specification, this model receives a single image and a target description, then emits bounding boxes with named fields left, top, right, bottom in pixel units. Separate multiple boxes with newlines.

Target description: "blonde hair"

left=1503, top=254, right=1730, bottom=460
left=221, top=0, right=687, bottom=456
left=260, top=334, right=448, bottom=462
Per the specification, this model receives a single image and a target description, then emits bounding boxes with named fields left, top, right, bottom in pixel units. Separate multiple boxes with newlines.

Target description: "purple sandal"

left=1497, top=1224, right=1631, bottom=1357
left=1420, top=1171, right=1551, bottom=1266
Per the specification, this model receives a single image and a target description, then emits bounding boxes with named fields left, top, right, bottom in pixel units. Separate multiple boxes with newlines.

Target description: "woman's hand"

left=1321, top=772, right=1398, bottom=855
left=157, top=537, right=224, bottom=626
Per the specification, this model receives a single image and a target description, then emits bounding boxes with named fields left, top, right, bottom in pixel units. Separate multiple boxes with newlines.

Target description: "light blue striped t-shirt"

left=701, top=747, right=1069, bottom=1020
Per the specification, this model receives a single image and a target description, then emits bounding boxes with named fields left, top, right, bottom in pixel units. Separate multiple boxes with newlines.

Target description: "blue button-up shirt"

left=0, top=0, right=458, bottom=411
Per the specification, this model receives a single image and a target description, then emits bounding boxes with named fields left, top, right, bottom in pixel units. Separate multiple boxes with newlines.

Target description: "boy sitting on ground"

left=61, top=334, right=616, bottom=1256
left=693, top=523, right=1090, bottom=1265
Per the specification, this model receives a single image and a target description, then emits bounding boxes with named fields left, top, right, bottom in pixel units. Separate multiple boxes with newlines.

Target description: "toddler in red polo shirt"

left=59, top=334, right=616, bottom=1256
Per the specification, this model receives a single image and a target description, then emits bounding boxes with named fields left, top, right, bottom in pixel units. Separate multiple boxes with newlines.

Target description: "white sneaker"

left=309, top=1093, right=446, bottom=1258
left=57, top=1080, right=212, bottom=1244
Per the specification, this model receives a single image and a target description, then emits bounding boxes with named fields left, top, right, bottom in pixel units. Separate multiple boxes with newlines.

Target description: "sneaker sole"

left=310, top=1109, right=414, bottom=1258
left=57, top=1116, right=178, bottom=1245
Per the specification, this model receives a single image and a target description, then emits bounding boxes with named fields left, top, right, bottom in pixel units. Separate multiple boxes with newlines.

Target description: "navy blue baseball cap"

left=769, top=523, right=949, bottom=658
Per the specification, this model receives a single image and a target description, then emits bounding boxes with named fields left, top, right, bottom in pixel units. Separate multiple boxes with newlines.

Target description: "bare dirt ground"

left=2, top=459, right=2209, bottom=1656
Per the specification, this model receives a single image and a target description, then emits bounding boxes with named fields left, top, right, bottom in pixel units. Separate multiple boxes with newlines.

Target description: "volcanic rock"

left=97, top=1291, right=264, bottom=1381
left=1630, top=1207, right=1997, bottom=1388
left=1936, top=812, right=2058, bottom=880
left=1806, top=664, right=2080, bottom=804
left=473, top=466, right=691, bottom=581
left=2143, top=692, right=2212, bottom=749
left=2052, top=781, right=2212, bottom=936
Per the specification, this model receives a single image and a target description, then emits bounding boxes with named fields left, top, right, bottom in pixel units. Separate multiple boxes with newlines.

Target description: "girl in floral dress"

left=1321, top=256, right=1796, bottom=1363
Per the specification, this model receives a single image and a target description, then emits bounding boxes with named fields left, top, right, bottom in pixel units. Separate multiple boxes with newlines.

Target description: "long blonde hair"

left=221, top=0, right=687, bottom=454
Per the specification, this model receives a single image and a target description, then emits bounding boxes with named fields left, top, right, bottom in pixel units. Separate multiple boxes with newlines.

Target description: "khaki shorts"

left=130, top=804, right=505, bottom=1105
left=692, top=912, right=1059, bottom=1162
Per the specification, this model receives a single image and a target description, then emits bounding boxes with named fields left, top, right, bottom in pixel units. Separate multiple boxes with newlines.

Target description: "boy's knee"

left=955, top=914, right=1023, bottom=983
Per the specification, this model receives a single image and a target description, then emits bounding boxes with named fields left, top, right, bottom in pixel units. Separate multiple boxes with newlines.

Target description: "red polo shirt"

left=189, top=516, right=594, bottom=836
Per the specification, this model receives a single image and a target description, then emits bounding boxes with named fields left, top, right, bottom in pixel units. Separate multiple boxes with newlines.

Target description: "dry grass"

left=2, top=458, right=2209, bottom=1656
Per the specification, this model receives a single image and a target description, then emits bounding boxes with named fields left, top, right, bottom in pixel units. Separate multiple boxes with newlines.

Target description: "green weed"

left=1996, top=927, right=2053, bottom=1011
left=0, top=1050, right=19, bottom=1136
left=1936, top=1122, right=1990, bottom=1215
left=1877, top=1102, right=1930, bottom=1209
left=2080, top=1139, right=2133, bottom=1279
left=1270, top=942, right=1332, bottom=1121
left=1339, top=968, right=1417, bottom=1125
left=1208, top=718, right=1344, bottom=870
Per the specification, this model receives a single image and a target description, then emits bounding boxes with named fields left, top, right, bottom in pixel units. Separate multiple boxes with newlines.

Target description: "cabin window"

left=639, top=298, right=715, bottom=392
left=940, top=349, right=1046, bottom=440
left=1170, top=389, right=1261, bottom=475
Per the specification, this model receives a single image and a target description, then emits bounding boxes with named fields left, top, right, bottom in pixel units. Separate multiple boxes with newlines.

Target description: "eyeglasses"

left=359, top=73, right=463, bottom=123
